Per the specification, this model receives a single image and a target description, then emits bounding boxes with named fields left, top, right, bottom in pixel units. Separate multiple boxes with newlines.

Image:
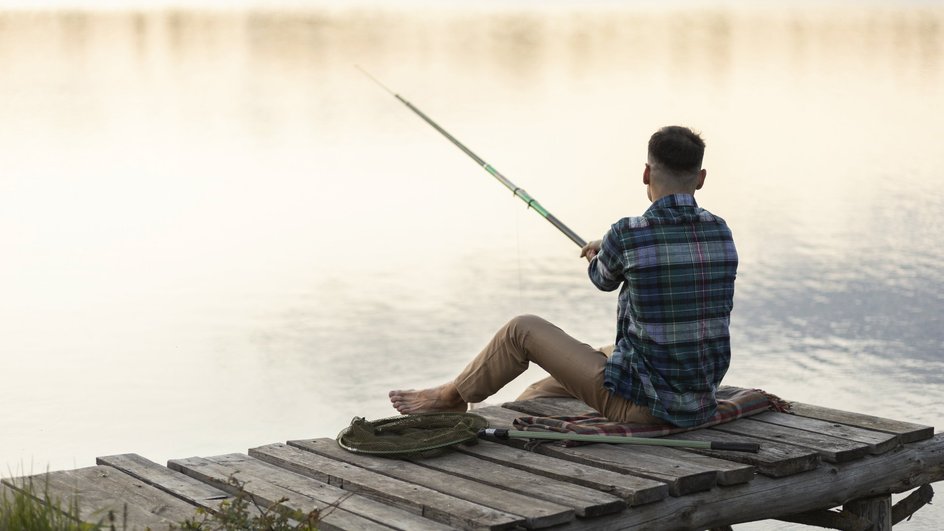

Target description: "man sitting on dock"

left=390, top=126, right=738, bottom=428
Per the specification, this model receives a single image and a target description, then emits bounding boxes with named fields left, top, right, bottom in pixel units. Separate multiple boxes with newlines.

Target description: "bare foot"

left=388, top=383, right=467, bottom=415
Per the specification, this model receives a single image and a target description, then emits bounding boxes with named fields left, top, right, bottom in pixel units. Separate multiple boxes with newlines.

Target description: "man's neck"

left=649, top=189, right=696, bottom=203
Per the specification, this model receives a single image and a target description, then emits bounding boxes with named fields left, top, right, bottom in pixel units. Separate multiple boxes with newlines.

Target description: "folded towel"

left=512, top=387, right=788, bottom=444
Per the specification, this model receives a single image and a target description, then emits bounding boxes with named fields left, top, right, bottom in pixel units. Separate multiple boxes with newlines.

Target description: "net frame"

left=336, top=413, right=489, bottom=457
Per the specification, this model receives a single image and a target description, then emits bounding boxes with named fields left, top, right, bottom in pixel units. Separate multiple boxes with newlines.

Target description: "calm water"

left=1, top=3, right=942, bottom=528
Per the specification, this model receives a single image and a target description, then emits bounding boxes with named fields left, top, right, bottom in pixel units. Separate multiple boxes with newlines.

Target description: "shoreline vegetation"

left=0, top=474, right=321, bottom=531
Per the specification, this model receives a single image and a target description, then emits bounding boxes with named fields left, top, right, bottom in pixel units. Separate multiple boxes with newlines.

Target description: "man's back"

left=589, top=193, right=738, bottom=427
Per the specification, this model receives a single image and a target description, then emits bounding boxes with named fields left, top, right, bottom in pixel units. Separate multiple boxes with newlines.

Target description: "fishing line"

left=515, top=204, right=524, bottom=308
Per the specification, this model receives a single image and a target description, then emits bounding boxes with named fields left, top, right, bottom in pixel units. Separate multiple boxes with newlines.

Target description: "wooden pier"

left=3, top=389, right=942, bottom=530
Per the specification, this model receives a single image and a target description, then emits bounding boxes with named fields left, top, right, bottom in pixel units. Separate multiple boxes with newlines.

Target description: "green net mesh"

left=336, top=413, right=489, bottom=458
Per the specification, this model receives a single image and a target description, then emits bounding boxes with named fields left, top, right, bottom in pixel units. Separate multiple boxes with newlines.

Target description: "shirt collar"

left=648, top=193, right=698, bottom=211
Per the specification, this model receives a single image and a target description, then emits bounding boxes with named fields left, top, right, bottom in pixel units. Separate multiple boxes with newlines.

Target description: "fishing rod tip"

left=354, top=65, right=396, bottom=96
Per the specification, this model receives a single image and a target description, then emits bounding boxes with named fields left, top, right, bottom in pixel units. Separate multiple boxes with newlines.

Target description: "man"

left=390, top=126, right=737, bottom=428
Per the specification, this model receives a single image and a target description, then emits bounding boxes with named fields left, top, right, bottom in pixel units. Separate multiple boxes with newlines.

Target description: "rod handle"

left=478, top=428, right=510, bottom=440
left=710, top=441, right=760, bottom=453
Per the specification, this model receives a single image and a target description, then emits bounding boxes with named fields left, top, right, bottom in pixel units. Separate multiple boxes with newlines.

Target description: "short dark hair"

left=648, top=126, right=705, bottom=174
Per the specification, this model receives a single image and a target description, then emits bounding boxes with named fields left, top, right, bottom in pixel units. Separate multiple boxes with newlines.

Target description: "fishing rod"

left=479, top=428, right=760, bottom=452
left=357, top=66, right=587, bottom=248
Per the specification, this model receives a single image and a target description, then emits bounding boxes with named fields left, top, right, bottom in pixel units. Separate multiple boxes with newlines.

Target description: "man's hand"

left=580, top=240, right=602, bottom=262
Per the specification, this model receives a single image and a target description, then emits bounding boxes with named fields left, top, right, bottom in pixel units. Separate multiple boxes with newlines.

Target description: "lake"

left=1, top=2, right=942, bottom=528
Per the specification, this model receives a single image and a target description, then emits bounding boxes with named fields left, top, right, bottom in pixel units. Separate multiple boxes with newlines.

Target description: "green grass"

left=1, top=474, right=320, bottom=531
left=0, top=477, right=98, bottom=531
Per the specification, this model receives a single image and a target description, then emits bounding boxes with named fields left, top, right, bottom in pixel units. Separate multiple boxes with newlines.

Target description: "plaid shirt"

left=589, top=194, right=737, bottom=427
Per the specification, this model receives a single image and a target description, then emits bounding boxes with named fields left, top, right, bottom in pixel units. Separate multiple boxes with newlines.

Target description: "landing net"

left=336, top=413, right=489, bottom=458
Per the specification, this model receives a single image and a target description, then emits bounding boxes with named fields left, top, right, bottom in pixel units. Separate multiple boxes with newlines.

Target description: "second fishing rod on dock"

left=356, top=66, right=587, bottom=249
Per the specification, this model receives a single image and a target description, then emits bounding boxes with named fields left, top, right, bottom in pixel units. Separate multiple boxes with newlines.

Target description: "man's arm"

left=586, top=230, right=623, bottom=292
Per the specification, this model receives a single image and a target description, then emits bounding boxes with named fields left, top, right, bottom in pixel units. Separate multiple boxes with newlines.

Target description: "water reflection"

left=1, top=5, right=943, bottom=528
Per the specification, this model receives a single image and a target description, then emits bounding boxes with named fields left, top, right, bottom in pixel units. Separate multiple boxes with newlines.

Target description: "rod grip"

left=478, top=428, right=510, bottom=440
left=710, top=441, right=760, bottom=453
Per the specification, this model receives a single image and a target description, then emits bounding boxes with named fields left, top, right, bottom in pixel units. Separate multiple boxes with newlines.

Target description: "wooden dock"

left=3, top=389, right=942, bottom=530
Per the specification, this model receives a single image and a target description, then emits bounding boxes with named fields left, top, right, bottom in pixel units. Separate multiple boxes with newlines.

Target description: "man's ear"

left=695, top=169, right=707, bottom=190
left=643, top=163, right=651, bottom=185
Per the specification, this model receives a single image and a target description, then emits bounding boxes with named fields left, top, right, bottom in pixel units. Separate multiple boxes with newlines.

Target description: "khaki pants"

left=453, top=314, right=661, bottom=424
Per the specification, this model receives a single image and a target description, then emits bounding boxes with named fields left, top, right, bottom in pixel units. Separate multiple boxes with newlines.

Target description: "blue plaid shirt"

left=589, top=194, right=737, bottom=427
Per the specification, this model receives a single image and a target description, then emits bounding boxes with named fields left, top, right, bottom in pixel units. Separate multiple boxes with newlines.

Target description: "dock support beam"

left=774, top=485, right=935, bottom=530
left=845, top=494, right=892, bottom=531
left=892, top=484, right=934, bottom=525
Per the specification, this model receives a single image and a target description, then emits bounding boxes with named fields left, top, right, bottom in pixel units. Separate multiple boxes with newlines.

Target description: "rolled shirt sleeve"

left=588, top=226, right=624, bottom=292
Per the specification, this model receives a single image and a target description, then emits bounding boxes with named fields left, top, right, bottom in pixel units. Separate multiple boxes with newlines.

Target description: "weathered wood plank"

left=750, top=411, right=900, bottom=454
left=289, top=437, right=574, bottom=528
left=664, top=430, right=820, bottom=478
left=4, top=466, right=199, bottom=529
left=527, top=442, right=718, bottom=496
left=456, top=438, right=669, bottom=506
left=600, top=445, right=755, bottom=486
left=548, top=433, right=944, bottom=530
left=96, top=453, right=275, bottom=523
left=711, top=418, right=870, bottom=463
left=169, top=455, right=387, bottom=531
left=169, top=453, right=449, bottom=531
left=407, top=448, right=626, bottom=517
left=97, top=453, right=231, bottom=507
left=204, top=454, right=453, bottom=531
left=788, top=401, right=935, bottom=443
left=473, top=405, right=715, bottom=496
left=248, top=442, right=524, bottom=530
